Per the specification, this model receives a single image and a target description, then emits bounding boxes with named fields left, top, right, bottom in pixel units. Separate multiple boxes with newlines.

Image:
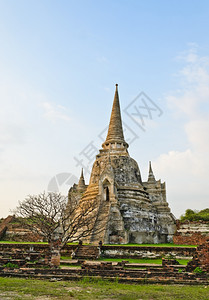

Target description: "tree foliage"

left=180, top=208, right=209, bottom=222
left=14, top=192, right=98, bottom=248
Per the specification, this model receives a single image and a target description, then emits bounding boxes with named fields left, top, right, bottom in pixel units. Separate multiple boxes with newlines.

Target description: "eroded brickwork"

left=186, top=241, right=209, bottom=272
left=173, top=221, right=209, bottom=245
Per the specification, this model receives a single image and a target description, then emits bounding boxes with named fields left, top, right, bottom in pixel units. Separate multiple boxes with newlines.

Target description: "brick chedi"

left=68, top=85, right=176, bottom=244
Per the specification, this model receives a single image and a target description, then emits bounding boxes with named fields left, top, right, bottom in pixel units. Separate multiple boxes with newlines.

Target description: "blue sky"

left=0, top=0, right=209, bottom=218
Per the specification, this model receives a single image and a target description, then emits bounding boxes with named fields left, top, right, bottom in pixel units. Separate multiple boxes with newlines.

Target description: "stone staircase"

left=79, top=183, right=111, bottom=244
left=90, top=201, right=110, bottom=244
left=81, top=184, right=99, bottom=202
left=73, top=245, right=100, bottom=260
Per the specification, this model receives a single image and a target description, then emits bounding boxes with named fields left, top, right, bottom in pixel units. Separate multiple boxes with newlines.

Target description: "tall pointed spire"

left=77, top=168, right=86, bottom=191
left=148, top=161, right=156, bottom=182
left=102, top=84, right=128, bottom=150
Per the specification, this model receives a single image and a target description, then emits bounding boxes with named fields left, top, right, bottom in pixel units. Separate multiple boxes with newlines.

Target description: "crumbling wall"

left=174, top=221, right=209, bottom=245
left=0, top=215, right=14, bottom=239
left=186, top=241, right=209, bottom=272
left=101, top=245, right=195, bottom=259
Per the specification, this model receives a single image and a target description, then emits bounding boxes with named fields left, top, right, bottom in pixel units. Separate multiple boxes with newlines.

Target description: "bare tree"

left=14, top=192, right=98, bottom=249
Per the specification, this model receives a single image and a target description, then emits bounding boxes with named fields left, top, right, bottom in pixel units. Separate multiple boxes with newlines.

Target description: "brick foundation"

left=173, top=220, right=209, bottom=245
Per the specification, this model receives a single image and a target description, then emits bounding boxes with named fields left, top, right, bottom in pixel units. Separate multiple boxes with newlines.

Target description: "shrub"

left=4, top=262, right=19, bottom=269
left=193, top=267, right=203, bottom=273
left=180, top=208, right=209, bottom=222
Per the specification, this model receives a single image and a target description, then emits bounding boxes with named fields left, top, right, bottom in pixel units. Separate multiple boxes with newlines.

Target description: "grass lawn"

left=104, top=243, right=197, bottom=247
left=99, top=257, right=162, bottom=264
left=0, top=241, right=48, bottom=244
left=61, top=257, right=191, bottom=265
left=99, top=257, right=190, bottom=265
left=0, top=241, right=197, bottom=247
left=61, top=256, right=73, bottom=260
left=0, top=277, right=208, bottom=299
left=0, top=241, right=78, bottom=245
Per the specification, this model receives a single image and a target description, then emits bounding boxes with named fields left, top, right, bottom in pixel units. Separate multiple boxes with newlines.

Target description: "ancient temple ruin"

left=68, top=85, right=176, bottom=244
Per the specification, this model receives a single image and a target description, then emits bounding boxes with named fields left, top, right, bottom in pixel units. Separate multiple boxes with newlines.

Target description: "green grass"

left=0, top=277, right=208, bottom=299
left=61, top=256, right=73, bottom=260
left=99, top=258, right=191, bottom=265
left=104, top=243, right=197, bottom=247
left=99, top=257, right=162, bottom=264
left=0, top=241, right=48, bottom=244
left=60, top=256, right=191, bottom=266
left=0, top=241, right=197, bottom=247
left=0, top=241, right=79, bottom=245
left=178, top=259, right=191, bottom=265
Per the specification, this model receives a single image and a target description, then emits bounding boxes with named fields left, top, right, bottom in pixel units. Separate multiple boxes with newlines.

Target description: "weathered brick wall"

left=1, top=262, right=209, bottom=284
left=0, top=216, right=44, bottom=242
left=0, top=243, right=195, bottom=259
left=0, top=243, right=77, bottom=256
left=186, top=241, right=209, bottom=272
left=173, top=232, right=209, bottom=245
left=174, top=220, right=209, bottom=245
left=5, top=223, right=43, bottom=242
left=0, top=216, right=14, bottom=239
left=101, top=245, right=195, bottom=259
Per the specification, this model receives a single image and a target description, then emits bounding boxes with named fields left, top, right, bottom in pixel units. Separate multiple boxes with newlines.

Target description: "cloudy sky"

left=0, top=0, right=209, bottom=218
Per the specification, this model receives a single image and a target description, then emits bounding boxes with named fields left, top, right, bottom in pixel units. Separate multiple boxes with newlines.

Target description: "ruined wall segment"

left=174, top=220, right=209, bottom=245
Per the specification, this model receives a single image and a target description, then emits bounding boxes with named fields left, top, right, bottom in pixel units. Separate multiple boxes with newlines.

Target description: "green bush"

left=180, top=208, right=209, bottom=222
left=193, top=267, right=203, bottom=273
left=4, top=262, right=19, bottom=269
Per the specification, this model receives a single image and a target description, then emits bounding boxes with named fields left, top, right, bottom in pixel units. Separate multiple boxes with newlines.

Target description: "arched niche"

left=102, top=178, right=111, bottom=202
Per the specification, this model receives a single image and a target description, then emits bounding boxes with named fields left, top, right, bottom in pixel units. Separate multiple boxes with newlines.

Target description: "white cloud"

left=169, top=48, right=209, bottom=119
left=185, top=119, right=209, bottom=153
left=40, top=101, right=71, bottom=122
left=154, top=47, right=209, bottom=217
